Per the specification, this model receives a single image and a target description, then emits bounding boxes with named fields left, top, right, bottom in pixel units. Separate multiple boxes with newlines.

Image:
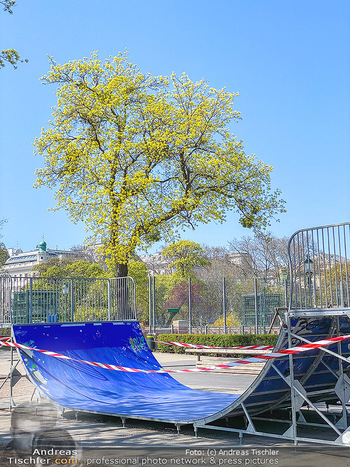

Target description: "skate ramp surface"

left=12, top=321, right=239, bottom=423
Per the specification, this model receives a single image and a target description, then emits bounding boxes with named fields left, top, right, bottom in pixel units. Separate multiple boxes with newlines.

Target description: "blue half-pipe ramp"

left=12, top=321, right=239, bottom=423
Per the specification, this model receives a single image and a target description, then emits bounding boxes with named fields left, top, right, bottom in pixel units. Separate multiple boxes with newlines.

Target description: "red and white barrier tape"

left=1, top=335, right=350, bottom=374
left=0, top=336, right=10, bottom=342
left=156, top=340, right=274, bottom=350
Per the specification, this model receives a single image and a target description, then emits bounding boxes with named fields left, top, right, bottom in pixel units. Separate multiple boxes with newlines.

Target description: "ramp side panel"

left=13, top=321, right=239, bottom=423
left=208, top=315, right=350, bottom=422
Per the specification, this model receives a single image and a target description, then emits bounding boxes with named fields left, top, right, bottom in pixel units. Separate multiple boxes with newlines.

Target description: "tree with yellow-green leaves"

left=34, top=51, right=285, bottom=278
left=1, top=1, right=28, bottom=69
left=162, top=240, right=210, bottom=279
left=0, top=218, right=8, bottom=268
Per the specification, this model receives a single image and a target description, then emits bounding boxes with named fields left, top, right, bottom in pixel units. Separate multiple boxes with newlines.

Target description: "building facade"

left=2, top=239, right=78, bottom=277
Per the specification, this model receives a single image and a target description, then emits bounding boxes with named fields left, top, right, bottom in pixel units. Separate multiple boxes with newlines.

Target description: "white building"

left=2, top=239, right=78, bottom=277
left=139, top=252, right=172, bottom=276
left=228, top=252, right=253, bottom=268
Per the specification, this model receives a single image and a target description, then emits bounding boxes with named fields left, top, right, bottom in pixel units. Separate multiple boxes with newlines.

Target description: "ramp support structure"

left=0, top=336, right=35, bottom=409
left=196, top=309, right=350, bottom=445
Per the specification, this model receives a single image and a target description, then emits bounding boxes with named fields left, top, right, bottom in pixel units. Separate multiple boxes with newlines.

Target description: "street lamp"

left=304, top=256, right=313, bottom=283
left=304, top=255, right=313, bottom=275
left=304, top=256, right=313, bottom=306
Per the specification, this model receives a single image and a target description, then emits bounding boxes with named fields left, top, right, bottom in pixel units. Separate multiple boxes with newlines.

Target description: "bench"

left=184, top=347, right=271, bottom=362
left=184, top=348, right=270, bottom=374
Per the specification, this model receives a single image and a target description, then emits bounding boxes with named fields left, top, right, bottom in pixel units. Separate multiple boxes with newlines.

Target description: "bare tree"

left=228, top=232, right=289, bottom=284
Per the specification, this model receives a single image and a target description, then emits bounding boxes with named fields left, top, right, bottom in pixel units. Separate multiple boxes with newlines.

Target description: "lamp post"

left=261, top=277, right=267, bottom=335
left=223, top=277, right=227, bottom=334
left=148, top=276, right=152, bottom=333
left=62, top=283, right=69, bottom=322
left=188, top=277, right=192, bottom=334
left=304, top=256, right=314, bottom=307
left=254, top=278, right=259, bottom=334
left=280, top=266, right=288, bottom=308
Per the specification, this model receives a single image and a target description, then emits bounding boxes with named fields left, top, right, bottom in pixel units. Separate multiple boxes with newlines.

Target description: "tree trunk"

left=115, top=262, right=128, bottom=278
left=115, top=262, right=131, bottom=320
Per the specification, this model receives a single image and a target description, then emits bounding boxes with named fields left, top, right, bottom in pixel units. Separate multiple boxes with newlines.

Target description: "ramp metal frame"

left=196, top=308, right=350, bottom=445
left=0, top=335, right=39, bottom=409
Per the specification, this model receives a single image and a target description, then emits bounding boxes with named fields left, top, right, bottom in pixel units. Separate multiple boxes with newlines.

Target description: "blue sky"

left=0, top=0, right=349, bottom=253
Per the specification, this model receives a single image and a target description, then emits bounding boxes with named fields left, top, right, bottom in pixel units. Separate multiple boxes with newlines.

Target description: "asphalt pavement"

left=0, top=348, right=264, bottom=448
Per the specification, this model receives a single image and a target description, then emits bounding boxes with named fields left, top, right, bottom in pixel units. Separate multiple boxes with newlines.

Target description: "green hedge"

left=0, top=327, right=11, bottom=337
left=156, top=333, right=278, bottom=353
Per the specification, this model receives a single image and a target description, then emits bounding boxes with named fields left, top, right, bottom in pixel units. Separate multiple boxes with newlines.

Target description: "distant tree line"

left=1, top=221, right=289, bottom=327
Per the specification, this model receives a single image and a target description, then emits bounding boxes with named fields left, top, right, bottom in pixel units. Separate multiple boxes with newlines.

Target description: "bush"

left=0, top=327, right=11, bottom=337
left=156, top=333, right=278, bottom=353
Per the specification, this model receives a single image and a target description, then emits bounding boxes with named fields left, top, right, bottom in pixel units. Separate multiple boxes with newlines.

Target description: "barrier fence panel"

left=0, top=276, right=136, bottom=325
left=288, top=222, right=350, bottom=309
left=0, top=274, right=11, bottom=326
left=241, top=293, right=283, bottom=331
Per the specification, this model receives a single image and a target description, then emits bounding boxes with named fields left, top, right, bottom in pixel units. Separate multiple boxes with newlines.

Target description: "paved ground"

left=1, top=348, right=350, bottom=466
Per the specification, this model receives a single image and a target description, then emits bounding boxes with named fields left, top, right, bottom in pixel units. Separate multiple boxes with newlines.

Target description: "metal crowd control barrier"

left=0, top=273, right=11, bottom=326
left=288, top=222, right=350, bottom=310
left=0, top=276, right=137, bottom=324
